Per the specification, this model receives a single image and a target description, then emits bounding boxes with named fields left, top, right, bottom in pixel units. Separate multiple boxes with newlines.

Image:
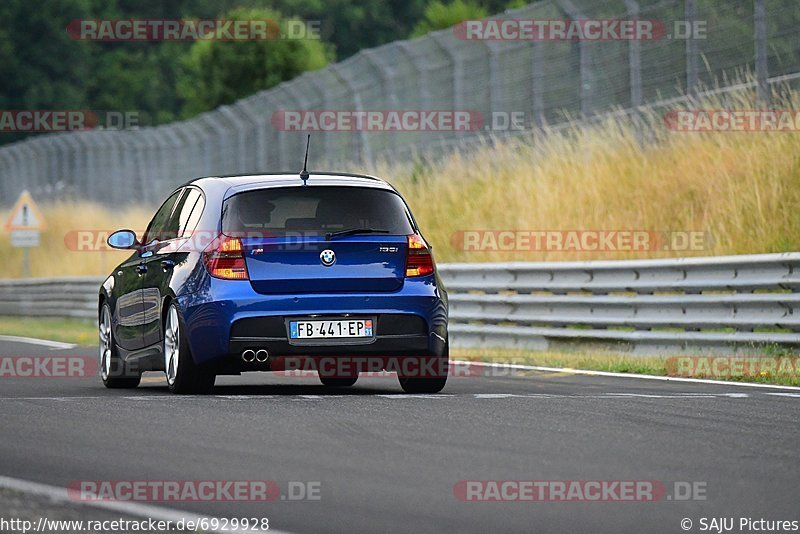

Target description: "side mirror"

left=107, top=230, right=139, bottom=250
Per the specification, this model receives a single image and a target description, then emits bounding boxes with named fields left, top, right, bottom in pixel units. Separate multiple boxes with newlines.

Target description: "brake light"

left=406, top=234, right=435, bottom=277
left=204, top=236, right=249, bottom=280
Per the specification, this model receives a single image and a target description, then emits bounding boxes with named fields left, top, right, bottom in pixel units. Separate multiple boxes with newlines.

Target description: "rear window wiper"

left=325, top=228, right=390, bottom=240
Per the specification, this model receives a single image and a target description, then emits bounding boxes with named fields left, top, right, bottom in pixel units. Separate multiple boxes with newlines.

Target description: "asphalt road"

left=0, top=338, right=798, bottom=534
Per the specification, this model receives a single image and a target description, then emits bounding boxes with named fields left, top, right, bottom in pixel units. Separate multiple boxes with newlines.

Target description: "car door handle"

left=135, top=264, right=148, bottom=275
left=161, top=260, right=175, bottom=271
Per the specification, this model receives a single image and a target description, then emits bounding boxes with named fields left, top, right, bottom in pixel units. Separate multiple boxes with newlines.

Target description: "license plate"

left=289, top=319, right=374, bottom=340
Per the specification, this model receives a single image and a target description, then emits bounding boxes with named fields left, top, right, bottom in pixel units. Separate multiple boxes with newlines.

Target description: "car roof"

left=185, top=172, right=397, bottom=200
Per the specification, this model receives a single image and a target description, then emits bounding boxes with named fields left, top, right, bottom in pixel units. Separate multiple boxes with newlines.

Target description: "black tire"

left=164, top=302, right=216, bottom=395
left=99, top=303, right=141, bottom=389
left=398, top=374, right=447, bottom=394
left=398, top=343, right=449, bottom=394
left=319, top=375, right=359, bottom=387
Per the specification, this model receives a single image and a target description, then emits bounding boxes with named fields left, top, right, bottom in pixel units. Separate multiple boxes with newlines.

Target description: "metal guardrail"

left=440, top=253, right=800, bottom=352
left=0, top=277, right=100, bottom=319
left=0, top=253, right=798, bottom=352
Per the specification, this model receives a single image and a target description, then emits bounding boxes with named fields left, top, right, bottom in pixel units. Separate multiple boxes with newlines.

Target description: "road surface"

left=0, top=339, right=797, bottom=533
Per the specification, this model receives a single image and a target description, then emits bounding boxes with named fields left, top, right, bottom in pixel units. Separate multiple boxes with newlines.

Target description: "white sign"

left=4, top=190, right=45, bottom=249
left=10, top=230, right=40, bottom=248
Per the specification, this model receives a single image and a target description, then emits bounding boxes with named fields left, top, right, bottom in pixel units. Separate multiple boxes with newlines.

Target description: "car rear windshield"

left=221, top=186, right=415, bottom=236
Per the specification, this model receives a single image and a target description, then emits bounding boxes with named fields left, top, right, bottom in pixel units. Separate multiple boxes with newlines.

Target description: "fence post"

left=0, top=151, right=12, bottom=204
left=432, top=33, right=465, bottom=143
left=308, top=75, right=334, bottom=165
left=557, top=0, right=594, bottom=116
left=61, top=135, right=82, bottom=200
left=238, top=96, right=268, bottom=171
left=364, top=49, right=399, bottom=164
left=160, top=125, right=186, bottom=188
left=398, top=42, right=430, bottom=109
left=625, top=0, right=643, bottom=109
left=754, top=0, right=769, bottom=106
left=50, top=136, right=73, bottom=199
left=685, top=0, right=699, bottom=97
left=331, top=65, right=369, bottom=165
left=181, top=121, right=207, bottom=182
left=12, top=144, right=32, bottom=198
left=397, top=41, right=429, bottom=161
left=532, top=41, right=545, bottom=126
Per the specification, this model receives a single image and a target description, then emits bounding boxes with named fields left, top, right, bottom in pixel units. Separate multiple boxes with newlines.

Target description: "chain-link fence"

left=0, top=0, right=798, bottom=207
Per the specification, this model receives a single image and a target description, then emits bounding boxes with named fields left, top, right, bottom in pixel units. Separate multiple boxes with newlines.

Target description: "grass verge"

left=0, top=316, right=95, bottom=346
left=0, top=317, right=796, bottom=387
left=452, top=348, right=800, bottom=387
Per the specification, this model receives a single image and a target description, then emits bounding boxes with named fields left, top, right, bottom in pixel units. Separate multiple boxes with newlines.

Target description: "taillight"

left=204, top=236, right=249, bottom=280
left=406, top=234, right=435, bottom=277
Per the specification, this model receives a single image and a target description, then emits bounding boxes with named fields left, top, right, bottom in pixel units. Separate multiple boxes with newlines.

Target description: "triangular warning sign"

left=4, top=190, right=46, bottom=231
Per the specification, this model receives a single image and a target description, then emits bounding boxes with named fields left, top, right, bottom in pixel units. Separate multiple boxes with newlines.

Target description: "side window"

left=143, top=189, right=183, bottom=244
left=177, top=189, right=205, bottom=237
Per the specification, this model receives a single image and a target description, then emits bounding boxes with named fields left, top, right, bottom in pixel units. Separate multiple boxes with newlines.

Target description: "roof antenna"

left=299, top=134, right=311, bottom=186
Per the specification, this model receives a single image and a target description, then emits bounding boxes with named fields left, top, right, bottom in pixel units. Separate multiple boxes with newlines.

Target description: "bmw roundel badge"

left=320, top=249, right=336, bottom=266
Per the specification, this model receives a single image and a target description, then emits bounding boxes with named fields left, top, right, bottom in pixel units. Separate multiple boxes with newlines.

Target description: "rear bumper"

left=178, top=275, right=448, bottom=365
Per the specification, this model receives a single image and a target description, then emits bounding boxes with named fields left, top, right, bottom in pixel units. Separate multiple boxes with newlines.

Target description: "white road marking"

left=0, top=391, right=793, bottom=402
left=604, top=393, right=719, bottom=398
left=0, top=335, right=76, bottom=350
left=0, top=475, right=286, bottom=534
left=376, top=394, right=454, bottom=399
left=453, top=360, right=800, bottom=391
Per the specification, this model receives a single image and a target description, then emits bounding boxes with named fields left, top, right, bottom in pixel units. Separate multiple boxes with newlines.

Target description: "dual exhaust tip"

left=242, top=349, right=269, bottom=363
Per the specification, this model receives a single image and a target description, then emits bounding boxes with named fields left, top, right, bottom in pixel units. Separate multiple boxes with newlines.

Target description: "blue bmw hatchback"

left=99, top=172, right=449, bottom=394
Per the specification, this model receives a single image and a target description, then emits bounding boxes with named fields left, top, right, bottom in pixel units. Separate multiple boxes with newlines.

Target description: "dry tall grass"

left=0, top=203, right=151, bottom=278
left=385, top=89, right=800, bottom=262
left=1, top=87, right=798, bottom=277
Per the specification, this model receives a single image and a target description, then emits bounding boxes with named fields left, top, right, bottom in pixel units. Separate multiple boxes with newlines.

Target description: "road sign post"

left=4, top=191, right=46, bottom=278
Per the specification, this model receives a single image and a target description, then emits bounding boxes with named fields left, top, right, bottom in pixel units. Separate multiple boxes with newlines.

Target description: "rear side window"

left=144, top=189, right=183, bottom=243
left=176, top=188, right=205, bottom=237
left=222, top=187, right=415, bottom=236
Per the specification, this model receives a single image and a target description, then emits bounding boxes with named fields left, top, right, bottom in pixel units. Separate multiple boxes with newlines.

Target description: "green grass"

left=0, top=316, right=96, bottom=346
left=452, top=348, right=800, bottom=387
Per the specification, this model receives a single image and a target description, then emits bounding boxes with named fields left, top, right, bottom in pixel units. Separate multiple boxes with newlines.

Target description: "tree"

left=176, top=7, right=332, bottom=118
left=411, top=0, right=488, bottom=37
